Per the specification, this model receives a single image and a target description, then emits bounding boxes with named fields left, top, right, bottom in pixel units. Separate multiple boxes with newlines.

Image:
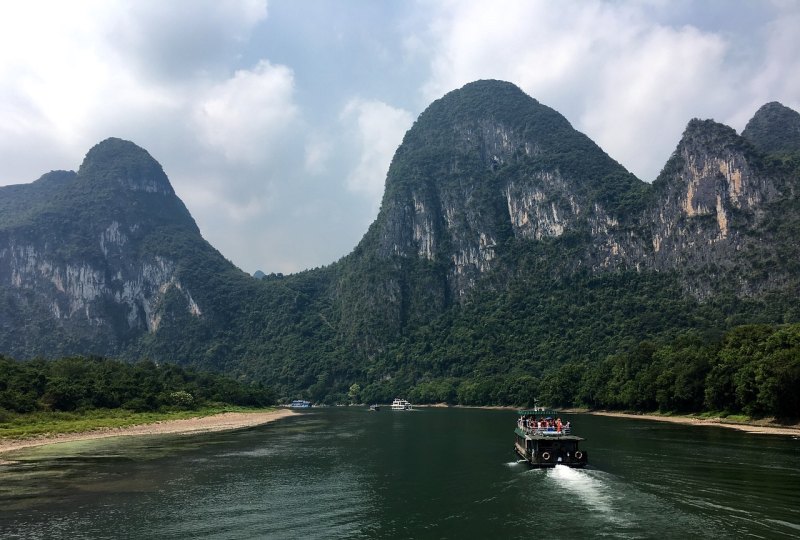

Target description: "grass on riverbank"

left=0, top=405, right=277, bottom=440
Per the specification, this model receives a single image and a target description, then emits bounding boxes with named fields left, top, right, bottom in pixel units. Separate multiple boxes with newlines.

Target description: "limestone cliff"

left=0, top=139, right=208, bottom=356
left=641, top=120, right=781, bottom=296
left=355, top=81, right=641, bottom=311
left=331, top=82, right=799, bottom=349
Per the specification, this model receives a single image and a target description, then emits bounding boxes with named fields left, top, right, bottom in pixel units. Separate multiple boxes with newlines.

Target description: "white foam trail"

left=548, top=465, right=629, bottom=526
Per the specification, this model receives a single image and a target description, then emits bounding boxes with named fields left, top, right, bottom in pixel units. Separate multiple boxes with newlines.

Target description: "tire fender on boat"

left=541, top=451, right=551, bottom=461
left=575, top=451, right=583, bottom=460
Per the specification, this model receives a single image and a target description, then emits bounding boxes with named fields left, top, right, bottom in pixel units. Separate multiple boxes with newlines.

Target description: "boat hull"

left=514, top=430, right=588, bottom=468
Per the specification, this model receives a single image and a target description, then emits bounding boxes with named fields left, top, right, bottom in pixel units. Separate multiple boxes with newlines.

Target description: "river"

left=1, top=408, right=799, bottom=539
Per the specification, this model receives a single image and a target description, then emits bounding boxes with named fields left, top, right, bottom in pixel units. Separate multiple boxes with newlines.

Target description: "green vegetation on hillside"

left=345, top=263, right=799, bottom=409
left=539, top=323, right=800, bottom=419
left=742, top=101, right=800, bottom=156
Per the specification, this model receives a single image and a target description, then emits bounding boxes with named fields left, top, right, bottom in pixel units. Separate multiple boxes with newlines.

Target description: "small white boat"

left=391, top=398, right=412, bottom=411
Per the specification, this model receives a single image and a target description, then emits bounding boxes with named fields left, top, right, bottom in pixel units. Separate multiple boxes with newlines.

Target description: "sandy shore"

left=584, top=410, right=800, bottom=437
left=418, top=404, right=800, bottom=437
left=0, top=409, right=296, bottom=462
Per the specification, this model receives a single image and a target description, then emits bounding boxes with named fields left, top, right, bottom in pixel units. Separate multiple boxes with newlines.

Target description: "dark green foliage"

left=538, top=324, right=800, bottom=419
left=742, top=102, right=800, bottom=156
left=0, top=356, right=275, bottom=414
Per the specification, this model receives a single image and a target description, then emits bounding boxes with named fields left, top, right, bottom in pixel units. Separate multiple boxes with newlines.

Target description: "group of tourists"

left=517, top=415, right=570, bottom=434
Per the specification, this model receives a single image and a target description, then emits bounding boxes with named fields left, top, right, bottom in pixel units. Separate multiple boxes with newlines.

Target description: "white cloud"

left=110, top=0, right=268, bottom=82
left=195, top=60, right=298, bottom=164
left=0, top=0, right=272, bottom=179
left=303, top=135, right=333, bottom=175
left=580, top=24, right=731, bottom=179
left=340, top=98, right=413, bottom=208
left=740, top=7, right=800, bottom=123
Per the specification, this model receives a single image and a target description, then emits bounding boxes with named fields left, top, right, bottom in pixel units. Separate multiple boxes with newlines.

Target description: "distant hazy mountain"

left=2, top=81, right=798, bottom=404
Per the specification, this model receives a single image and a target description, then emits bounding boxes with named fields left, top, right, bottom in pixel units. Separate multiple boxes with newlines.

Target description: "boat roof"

left=517, top=408, right=562, bottom=417
left=515, top=427, right=584, bottom=441
left=528, top=435, right=585, bottom=441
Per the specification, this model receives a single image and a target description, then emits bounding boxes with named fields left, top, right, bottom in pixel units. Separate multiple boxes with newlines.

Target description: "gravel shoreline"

left=0, top=409, right=296, bottom=463
left=419, top=404, right=800, bottom=436
left=584, top=410, right=800, bottom=436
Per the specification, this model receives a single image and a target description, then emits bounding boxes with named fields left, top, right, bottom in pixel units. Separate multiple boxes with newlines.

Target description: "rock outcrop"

left=0, top=139, right=207, bottom=356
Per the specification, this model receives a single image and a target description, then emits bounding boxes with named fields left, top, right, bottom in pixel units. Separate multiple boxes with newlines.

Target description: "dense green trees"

left=0, top=356, right=275, bottom=415
left=536, top=324, right=800, bottom=418
left=362, top=324, right=796, bottom=420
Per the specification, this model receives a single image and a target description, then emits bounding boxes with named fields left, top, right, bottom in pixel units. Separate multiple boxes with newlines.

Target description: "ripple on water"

left=515, top=464, right=725, bottom=538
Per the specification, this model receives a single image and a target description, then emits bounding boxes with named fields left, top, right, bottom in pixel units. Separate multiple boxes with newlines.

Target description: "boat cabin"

left=391, top=398, right=412, bottom=410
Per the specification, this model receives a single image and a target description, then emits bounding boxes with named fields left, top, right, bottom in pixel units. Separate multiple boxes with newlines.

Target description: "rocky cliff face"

left=0, top=139, right=207, bottom=356
left=364, top=81, right=643, bottom=306
left=638, top=120, right=780, bottom=297
left=350, top=82, right=798, bottom=311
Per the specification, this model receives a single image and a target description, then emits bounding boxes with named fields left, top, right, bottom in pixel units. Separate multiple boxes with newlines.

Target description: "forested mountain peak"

left=653, top=116, right=765, bottom=201
left=0, top=170, right=77, bottom=229
left=742, top=101, right=800, bottom=156
left=0, top=137, right=220, bottom=358
left=387, top=80, right=641, bottom=207
left=77, top=137, right=175, bottom=196
left=365, top=81, right=645, bottom=297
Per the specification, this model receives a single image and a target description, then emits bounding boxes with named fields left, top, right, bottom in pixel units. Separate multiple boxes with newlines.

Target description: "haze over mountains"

left=1, top=80, right=799, bottom=403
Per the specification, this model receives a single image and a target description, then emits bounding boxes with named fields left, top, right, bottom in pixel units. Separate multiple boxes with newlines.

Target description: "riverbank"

left=418, top=404, right=800, bottom=436
left=0, top=409, right=296, bottom=463
left=582, top=410, right=800, bottom=436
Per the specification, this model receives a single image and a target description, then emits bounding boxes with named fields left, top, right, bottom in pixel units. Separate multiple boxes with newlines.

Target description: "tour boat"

left=290, top=400, right=312, bottom=408
left=391, top=398, right=413, bottom=411
left=514, top=407, right=587, bottom=468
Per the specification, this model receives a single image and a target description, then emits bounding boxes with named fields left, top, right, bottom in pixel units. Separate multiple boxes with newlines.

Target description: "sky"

left=1, top=1, right=799, bottom=274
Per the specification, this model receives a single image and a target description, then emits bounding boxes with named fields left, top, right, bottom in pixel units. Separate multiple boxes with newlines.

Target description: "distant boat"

left=369, top=404, right=380, bottom=411
left=391, top=398, right=412, bottom=411
left=290, top=400, right=312, bottom=408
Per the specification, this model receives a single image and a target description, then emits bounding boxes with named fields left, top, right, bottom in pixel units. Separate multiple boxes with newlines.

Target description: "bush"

left=167, top=390, right=195, bottom=409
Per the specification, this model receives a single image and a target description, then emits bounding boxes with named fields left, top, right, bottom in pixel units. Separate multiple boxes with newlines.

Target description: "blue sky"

left=1, top=1, right=798, bottom=274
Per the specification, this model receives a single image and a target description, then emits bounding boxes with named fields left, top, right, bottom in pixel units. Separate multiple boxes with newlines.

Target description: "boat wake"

left=546, top=465, right=631, bottom=527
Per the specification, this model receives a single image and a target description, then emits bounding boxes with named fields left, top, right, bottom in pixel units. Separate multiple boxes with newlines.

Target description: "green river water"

left=1, top=408, right=799, bottom=539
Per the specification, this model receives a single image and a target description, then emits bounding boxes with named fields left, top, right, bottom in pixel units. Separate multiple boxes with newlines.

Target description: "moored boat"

left=514, top=407, right=587, bottom=468
left=391, top=398, right=412, bottom=411
left=290, top=400, right=312, bottom=408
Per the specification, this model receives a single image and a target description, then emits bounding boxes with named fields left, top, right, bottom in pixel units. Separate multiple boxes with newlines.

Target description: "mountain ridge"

left=1, top=80, right=799, bottom=406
